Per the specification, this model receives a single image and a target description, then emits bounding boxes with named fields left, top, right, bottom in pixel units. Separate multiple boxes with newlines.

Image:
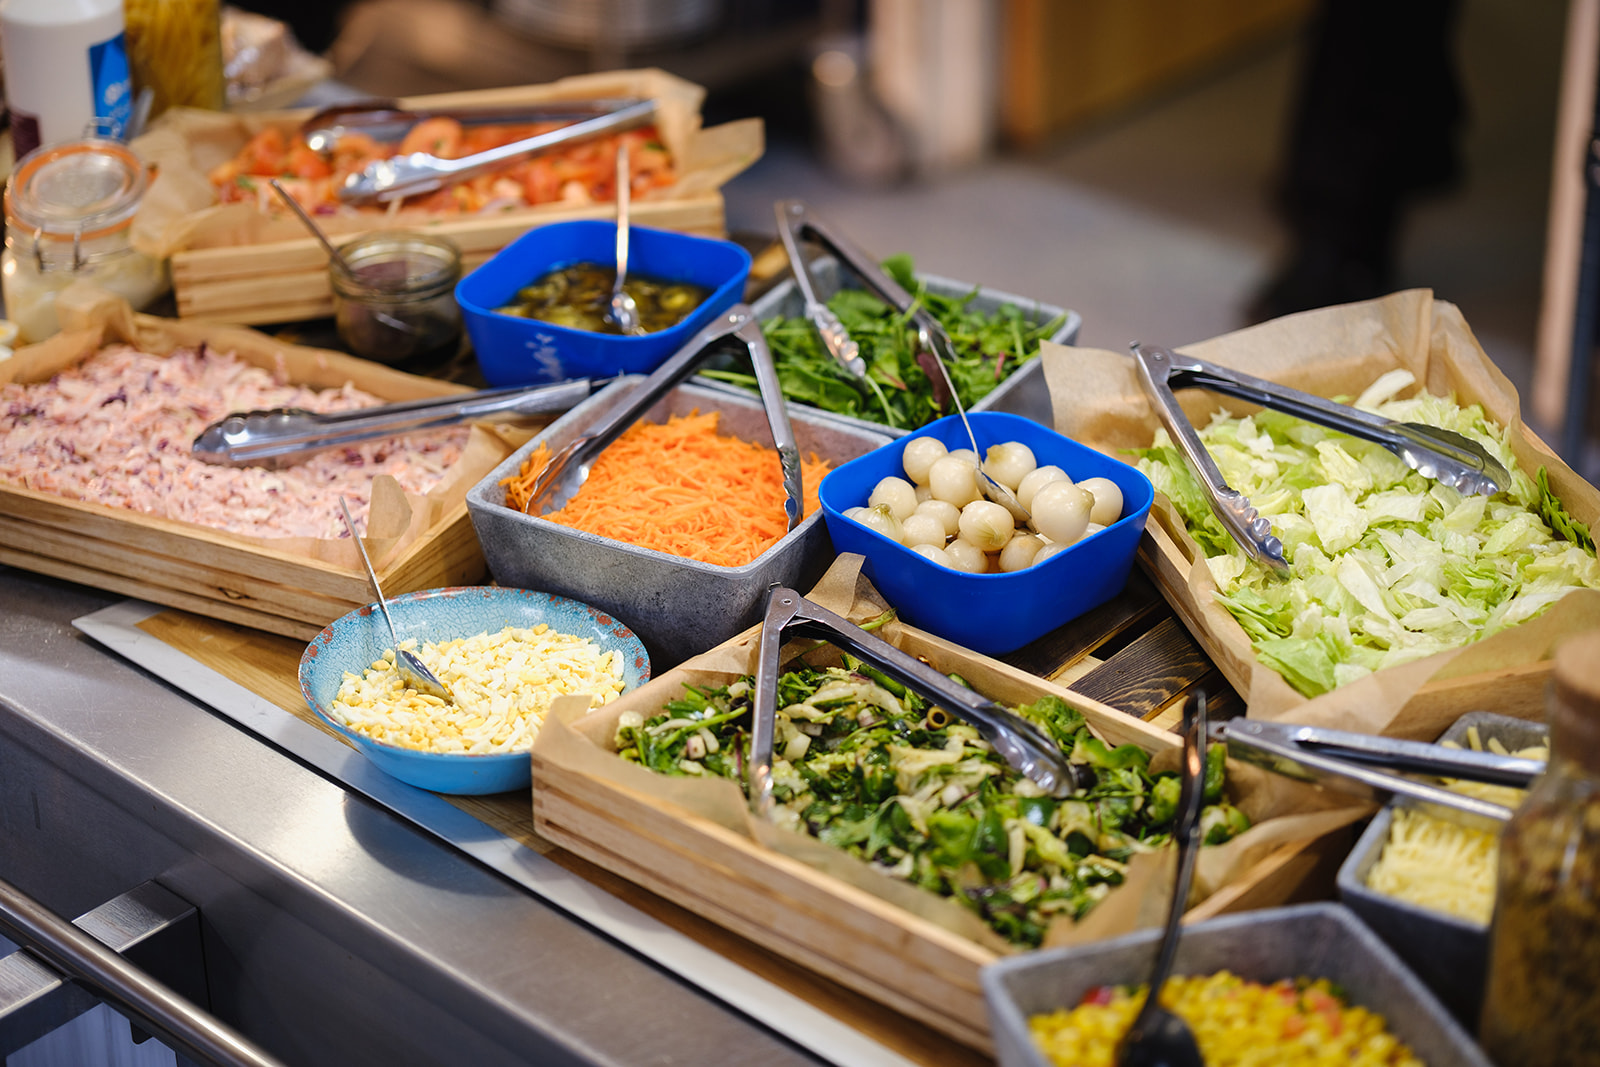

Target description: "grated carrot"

left=500, top=411, right=831, bottom=567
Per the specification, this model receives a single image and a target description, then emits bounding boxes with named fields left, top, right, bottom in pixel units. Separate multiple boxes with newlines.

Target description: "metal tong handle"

left=775, top=200, right=864, bottom=377
left=1212, top=718, right=1518, bottom=829
left=1162, top=349, right=1509, bottom=495
left=776, top=199, right=1028, bottom=520
left=302, top=97, right=648, bottom=153
left=1243, top=720, right=1544, bottom=787
left=525, top=305, right=803, bottom=529
left=748, top=587, right=1083, bottom=816
left=1134, top=343, right=1290, bottom=575
left=339, top=98, right=656, bottom=204
left=191, top=378, right=600, bottom=468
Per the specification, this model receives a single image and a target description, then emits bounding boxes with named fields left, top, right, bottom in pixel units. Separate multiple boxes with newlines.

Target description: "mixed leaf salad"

left=699, top=255, right=1067, bottom=431
left=1135, top=369, right=1600, bottom=697
left=615, top=660, right=1248, bottom=948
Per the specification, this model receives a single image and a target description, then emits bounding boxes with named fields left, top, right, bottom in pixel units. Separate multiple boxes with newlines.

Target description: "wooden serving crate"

left=1046, top=289, right=1600, bottom=735
left=133, top=69, right=761, bottom=325
left=531, top=589, right=1360, bottom=1053
left=0, top=291, right=513, bottom=639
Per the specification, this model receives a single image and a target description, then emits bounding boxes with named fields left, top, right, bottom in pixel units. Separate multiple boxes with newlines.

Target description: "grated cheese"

left=1364, top=732, right=1548, bottom=925
left=328, top=623, right=625, bottom=755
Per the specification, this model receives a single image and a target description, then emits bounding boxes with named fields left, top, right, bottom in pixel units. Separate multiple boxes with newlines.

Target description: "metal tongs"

left=336, top=97, right=656, bottom=205
left=521, top=304, right=802, bottom=528
left=1132, top=343, right=1513, bottom=576
left=775, top=200, right=1029, bottom=522
left=190, top=378, right=605, bottom=469
left=746, top=587, right=1086, bottom=816
left=1213, top=718, right=1544, bottom=829
left=301, top=97, right=650, bottom=154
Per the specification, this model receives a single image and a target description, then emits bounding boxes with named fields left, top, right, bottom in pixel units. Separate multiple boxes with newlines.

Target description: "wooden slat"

left=172, top=195, right=726, bottom=325
left=536, top=780, right=994, bottom=1048
left=1000, top=566, right=1166, bottom=680
left=8, top=547, right=326, bottom=639
left=1071, top=616, right=1213, bottom=716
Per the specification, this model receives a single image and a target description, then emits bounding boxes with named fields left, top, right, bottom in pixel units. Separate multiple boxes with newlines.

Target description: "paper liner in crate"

left=1045, top=289, right=1600, bottom=739
left=128, top=68, right=764, bottom=323
left=530, top=553, right=1365, bottom=1050
left=0, top=284, right=519, bottom=637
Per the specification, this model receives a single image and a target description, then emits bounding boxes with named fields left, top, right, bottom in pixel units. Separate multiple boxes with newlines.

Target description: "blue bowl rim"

left=817, top=411, right=1157, bottom=580
left=455, top=220, right=753, bottom=344
left=298, top=584, right=651, bottom=764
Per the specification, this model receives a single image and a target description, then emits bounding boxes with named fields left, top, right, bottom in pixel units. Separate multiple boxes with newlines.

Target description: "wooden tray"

left=1, top=296, right=512, bottom=639
left=135, top=69, right=760, bottom=325
left=531, top=607, right=1355, bottom=1053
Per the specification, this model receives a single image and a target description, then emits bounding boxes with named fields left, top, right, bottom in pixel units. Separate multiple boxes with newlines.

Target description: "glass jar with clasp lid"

left=2, top=139, right=169, bottom=344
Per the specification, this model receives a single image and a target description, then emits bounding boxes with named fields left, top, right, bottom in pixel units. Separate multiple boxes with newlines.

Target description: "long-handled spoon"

left=607, top=141, right=643, bottom=336
left=337, top=497, right=454, bottom=703
left=269, top=179, right=422, bottom=340
left=1116, top=690, right=1208, bottom=1067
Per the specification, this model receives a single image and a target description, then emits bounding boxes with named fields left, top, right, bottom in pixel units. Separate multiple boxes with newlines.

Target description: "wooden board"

left=171, top=193, right=726, bottom=324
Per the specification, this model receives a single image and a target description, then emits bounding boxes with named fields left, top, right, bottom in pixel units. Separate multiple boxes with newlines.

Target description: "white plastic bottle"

left=0, top=0, right=133, bottom=157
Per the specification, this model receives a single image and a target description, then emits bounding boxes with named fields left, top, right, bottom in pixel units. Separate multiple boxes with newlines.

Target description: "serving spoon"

left=607, top=140, right=643, bottom=336
left=1116, top=690, right=1208, bottom=1067
left=337, top=497, right=454, bottom=704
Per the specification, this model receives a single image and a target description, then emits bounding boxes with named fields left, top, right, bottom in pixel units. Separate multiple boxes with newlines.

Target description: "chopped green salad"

left=1134, top=369, right=1600, bottom=697
left=616, top=661, right=1247, bottom=947
left=700, top=254, right=1066, bottom=431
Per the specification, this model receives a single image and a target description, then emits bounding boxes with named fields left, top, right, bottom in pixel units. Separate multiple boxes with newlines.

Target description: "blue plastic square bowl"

left=457, top=220, right=752, bottom=386
left=818, top=412, right=1155, bottom=655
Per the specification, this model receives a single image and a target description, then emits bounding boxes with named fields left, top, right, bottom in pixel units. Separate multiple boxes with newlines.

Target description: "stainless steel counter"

left=0, top=565, right=827, bottom=1067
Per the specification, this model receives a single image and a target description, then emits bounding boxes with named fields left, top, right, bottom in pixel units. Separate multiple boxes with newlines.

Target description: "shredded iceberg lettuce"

left=1134, top=373, right=1600, bottom=696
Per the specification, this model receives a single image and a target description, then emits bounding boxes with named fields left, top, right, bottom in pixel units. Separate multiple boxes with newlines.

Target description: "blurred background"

left=240, top=0, right=1579, bottom=462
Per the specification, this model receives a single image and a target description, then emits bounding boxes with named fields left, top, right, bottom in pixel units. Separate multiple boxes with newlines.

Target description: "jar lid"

left=4, top=140, right=148, bottom=239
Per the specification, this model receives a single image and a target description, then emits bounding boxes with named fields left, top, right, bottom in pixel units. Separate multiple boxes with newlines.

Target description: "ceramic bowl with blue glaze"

left=299, top=586, right=650, bottom=795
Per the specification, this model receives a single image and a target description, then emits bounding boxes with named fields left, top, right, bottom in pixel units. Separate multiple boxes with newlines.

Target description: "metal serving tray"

left=465, top=378, right=892, bottom=669
left=981, top=902, right=1492, bottom=1067
left=1336, top=711, right=1548, bottom=1028
left=693, top=257, right=1082, bottom=437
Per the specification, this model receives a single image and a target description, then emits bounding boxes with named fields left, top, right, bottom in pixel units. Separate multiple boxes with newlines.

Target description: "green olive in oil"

left=495, top=262, right=708, bottom=335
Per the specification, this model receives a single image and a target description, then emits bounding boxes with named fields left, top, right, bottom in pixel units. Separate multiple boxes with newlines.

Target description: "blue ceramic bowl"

left=457, top=220, right=752, bottom=387
left=818, top=412, right=1155, bottom=655
left=299, top=586, right=650, bottom=794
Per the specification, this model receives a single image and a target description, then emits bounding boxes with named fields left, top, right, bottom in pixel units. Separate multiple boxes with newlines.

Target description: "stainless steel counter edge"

left=0, top=568, right=909, bottom=1067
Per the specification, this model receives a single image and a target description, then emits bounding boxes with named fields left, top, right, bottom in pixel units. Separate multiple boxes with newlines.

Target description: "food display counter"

left=0, top=566, right=837, bottom=1067
left=4, top=54, right=1600, bottom=1067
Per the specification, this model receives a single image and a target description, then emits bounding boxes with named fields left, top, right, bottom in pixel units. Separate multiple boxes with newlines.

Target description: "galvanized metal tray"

left=693, top=258, right=1082, bottom=437
left=1336, top=711, right=1548, bottom=1027
left=465, top=378, right=892, bottom=668
left=981, top=902, right=1493, bottom=1067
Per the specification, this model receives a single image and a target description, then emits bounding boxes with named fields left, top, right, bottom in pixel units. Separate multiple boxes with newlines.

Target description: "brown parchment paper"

left=1045, top=289, right=1600, bottom=734
left=0, top=284, right=514, bottom=570
left=130, top=68, right=764, bottom=258
left=533, top=553, right=1363, bottom=956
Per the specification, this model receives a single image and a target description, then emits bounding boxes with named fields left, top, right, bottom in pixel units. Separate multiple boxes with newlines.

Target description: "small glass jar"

left=330, top=231, right=463, bottom=368
left=2, top=139, right=169, bottom=344
left=1479, top=629, right=1600, bottom=1066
